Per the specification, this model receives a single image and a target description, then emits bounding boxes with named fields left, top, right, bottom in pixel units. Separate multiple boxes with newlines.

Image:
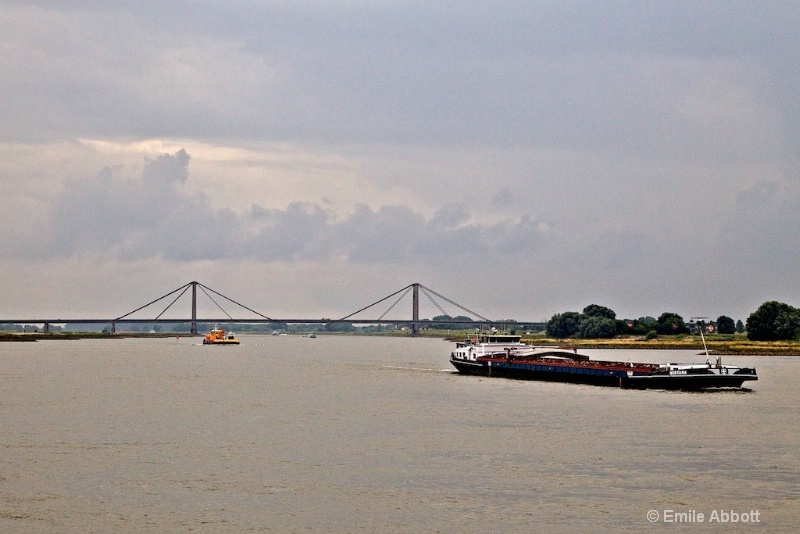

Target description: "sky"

left=1, top=1, right=799, bottom=324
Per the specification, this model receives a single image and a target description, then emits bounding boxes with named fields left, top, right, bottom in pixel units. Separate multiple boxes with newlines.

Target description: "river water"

left=1, top=335, right=798, bottom=532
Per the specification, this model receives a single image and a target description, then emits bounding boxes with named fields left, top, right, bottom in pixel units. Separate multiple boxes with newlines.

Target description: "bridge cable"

left=114, top=283, right=192, bottom=321
left=419, top=284, right=492, bottom=322
left=377, top=287, right=412, bottom=321
left=154, top=285, right=191, bottom=320
left=197, top=283, right=272, bottom=321
left=419, top=287, right=449, bottom=317
left=339, top=284, right=413, bottom=321
left=198, top=285, right=234, bottom=320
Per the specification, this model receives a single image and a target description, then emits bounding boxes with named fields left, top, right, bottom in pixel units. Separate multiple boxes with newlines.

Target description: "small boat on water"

left=203, top=326, right=240, bottom=345
left=449, top=333, right=758, bottom=390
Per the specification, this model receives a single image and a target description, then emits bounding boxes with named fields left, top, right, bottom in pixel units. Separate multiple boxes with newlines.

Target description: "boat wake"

left=380, top=365, right=443, bottom=373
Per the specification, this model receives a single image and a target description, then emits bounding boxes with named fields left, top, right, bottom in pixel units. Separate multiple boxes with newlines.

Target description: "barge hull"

left=450, top=358, right=758, bottom=390
left=622, top=374, right=757, bottom=390
left=450, top=358, right=624, bottom=388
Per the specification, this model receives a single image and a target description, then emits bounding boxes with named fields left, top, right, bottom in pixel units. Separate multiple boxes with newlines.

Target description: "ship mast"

left=691, top=316, right=712, bottom=364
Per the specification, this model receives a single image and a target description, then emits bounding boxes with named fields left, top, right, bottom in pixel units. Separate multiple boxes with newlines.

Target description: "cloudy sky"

left=2, top=1, right=799, bottom=324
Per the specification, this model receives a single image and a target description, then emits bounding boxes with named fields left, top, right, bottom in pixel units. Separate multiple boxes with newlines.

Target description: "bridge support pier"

left=43, top=322, right=49, bottom=333
left=411, top=283, right=419, bottom=336
left=191, top=281, right=198, bottom=335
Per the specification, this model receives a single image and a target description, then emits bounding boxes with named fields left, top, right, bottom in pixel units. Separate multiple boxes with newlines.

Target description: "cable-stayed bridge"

left=0, top=281, right=544, bottom=335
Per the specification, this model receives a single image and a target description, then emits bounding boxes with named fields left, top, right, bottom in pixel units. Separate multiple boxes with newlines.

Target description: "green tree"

left=431, top=314, right=453, bottom=330
left=736, top=319, right=745, bottom=334
left=619, top=316, right=657, bottom=335
left=775, top=310, right=800, bottom=340
left=324, top=322, right=356, bottom=332
left=715, top=315, right=736, bottom=335
left=582, top=304, right=616, bottom=320
left=430, top=314, right=473, bottom=330
left=638, top=316, right=658, bottom=333
left=622, top=316, right=658, bottom=335
left=546, top=311, right=581, bottom=338
left=656, top=313, right=688, bottom=335
left=747, top=301, right=800, bottom=341
left=578, top=316, right=617, bottom=338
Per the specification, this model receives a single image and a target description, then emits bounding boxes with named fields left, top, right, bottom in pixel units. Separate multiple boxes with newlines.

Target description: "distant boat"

left=304, top=333, right=316, bottom=338
left=203, top=326, right=239, bottom=345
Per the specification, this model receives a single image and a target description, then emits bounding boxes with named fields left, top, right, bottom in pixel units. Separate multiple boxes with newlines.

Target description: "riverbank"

left=526, top=335, right=800, bottom=356
left=4, top=330, right=800, bottom=355
left=431, top=330, right=800, bottom=356
left=0, top=332, right=181, bottom=342
left=529, top=338, right=800, bottom=356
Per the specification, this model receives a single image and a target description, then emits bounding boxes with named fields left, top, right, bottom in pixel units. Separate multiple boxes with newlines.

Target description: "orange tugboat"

left=203, top=326, right=240, bottom=345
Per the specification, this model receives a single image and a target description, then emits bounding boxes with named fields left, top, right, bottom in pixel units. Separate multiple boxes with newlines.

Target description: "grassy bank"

left=420, top=329, right=800, bottom=356
left=521, top=337, right=800, bottom=356
left=0, top=332, right=182, bottom=342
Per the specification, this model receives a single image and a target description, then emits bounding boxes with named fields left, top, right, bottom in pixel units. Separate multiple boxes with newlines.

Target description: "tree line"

left=544, top=301, right=800, bottom=341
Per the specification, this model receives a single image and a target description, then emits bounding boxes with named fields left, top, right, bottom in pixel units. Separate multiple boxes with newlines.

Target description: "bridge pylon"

left=412, top=283, right=420, bottom=336
left=191, top=281, right=198, bottom=335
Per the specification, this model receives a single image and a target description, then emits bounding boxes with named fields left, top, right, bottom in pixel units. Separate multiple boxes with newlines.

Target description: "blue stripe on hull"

left=450, top=358, right=624, bottom=387
left=449, top=358, right=757, bottom=390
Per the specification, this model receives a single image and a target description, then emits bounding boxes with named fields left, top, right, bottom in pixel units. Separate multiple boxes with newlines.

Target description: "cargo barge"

left=449, top=333, right=757, bottom=390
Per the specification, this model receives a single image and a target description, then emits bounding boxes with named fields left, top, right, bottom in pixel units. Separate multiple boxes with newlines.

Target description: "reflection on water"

left=1, top=336, right=799, bottom=532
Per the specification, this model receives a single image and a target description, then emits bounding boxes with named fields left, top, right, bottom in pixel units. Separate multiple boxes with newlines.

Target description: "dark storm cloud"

left=33, top=149, right=551, bottom=265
